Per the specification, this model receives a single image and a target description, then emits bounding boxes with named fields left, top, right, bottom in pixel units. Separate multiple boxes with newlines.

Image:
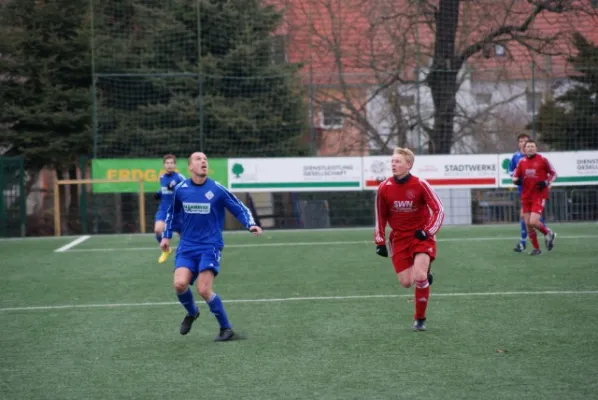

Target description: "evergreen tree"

left=92, top=0, right=200, bottom=157
left=93, top=0, right=308, bottom=158
left=199, top=0, right=308, bottom=157
left=0, top=0, right=91, bottom=170
left=535, top=32, right=598, bottom=150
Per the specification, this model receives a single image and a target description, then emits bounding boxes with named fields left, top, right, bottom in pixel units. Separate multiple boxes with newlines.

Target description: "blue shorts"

left=175, top=246, right=222, bottom=284
left=155, top=210, right=182, bottom=232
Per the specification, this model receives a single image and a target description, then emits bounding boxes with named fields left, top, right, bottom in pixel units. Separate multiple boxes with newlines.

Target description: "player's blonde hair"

left=393, top=147, right=415, bottom=165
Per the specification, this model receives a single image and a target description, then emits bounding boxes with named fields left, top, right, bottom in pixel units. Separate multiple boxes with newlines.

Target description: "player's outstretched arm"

left=546, top=156, right=557, bottom=187
left=508, top=154, right=519, bottom=177
left=162, top=185, right=182, bottom=241
left=512, top=162, right=522, bottom=186
left=374, top=183, right=389, bottom=256
left=536, top=157, right=558, bottom=190
left=217, top=183, right=261, bottom=235
left=420, top=179, right=445, bottom=237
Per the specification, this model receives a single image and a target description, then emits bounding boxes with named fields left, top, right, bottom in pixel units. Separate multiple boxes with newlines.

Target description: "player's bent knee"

left=173, top=267, right=193, bottom=293
left=413, top=269, right=428, bottom=282
left=196, top=281, right=213, bottom=300
left=196, top=286, right=212, bottom=300
left=399, top=280, right=413, bottom=288
left=398, top=277, right=413, bottom=288
left=196, top=271, right=215, bottom=300
left=173, top=280, right=188, bottom=294
left=412, top=253, right=430, bottom=281
left=397, top=272, right=414, bottom=288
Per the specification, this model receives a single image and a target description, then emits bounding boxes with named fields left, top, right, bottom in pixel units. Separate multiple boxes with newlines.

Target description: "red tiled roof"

left=268, top=0, right=598, bottom=82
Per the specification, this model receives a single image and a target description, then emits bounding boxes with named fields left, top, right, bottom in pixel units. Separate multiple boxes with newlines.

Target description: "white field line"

left=59, top=234, right=598, bottom=253
left=53, top=235, right=91, bottom=253
left=2, top=222, right=597, bottom=242
left=1, top=290, right=597, bottom=312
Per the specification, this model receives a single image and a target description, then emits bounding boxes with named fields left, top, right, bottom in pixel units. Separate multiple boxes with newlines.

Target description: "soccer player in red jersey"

left=374, top=147, right=445, bottom=331
left=512, top=139, right=557, bottom=255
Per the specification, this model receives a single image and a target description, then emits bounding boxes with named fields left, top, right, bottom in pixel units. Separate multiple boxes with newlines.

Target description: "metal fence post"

left=0, top=157, right=5, bottom=237
left=80, top=155, right=88, bottom=234
left=18, top=157, right=25, bottom=236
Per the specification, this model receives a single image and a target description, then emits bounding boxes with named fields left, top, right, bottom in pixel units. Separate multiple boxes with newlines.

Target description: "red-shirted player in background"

left=375, top=147, right=444, bottom=331
left=513, top=139, right=557, bottom=255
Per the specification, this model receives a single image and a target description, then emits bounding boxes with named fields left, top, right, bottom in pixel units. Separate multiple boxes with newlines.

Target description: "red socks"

left=538, top=224, right=549, bottom=235
left=529, top=229, right=540, bottom=250
left=414, top=279, right=430, bottom=320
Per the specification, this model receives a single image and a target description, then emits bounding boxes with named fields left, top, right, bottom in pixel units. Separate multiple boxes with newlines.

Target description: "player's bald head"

left=187, top=152, right=209, bottom=179
left=188, top=152, right=207, bottom=165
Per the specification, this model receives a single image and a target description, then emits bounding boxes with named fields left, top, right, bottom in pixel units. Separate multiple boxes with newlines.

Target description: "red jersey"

left=374, top=174, right=445, bottom=245
left=513, top=153, right=557, bottom=200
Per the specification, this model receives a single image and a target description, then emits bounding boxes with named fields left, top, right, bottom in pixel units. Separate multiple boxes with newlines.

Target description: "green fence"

left=0, top=157, right=26, bottom=237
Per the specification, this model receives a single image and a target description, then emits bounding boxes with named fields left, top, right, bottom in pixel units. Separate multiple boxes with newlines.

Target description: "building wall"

left=312, top=87, right=369, bottom=156
left=270, top=0, right=598, bottom=155
left=365, top=65, right=579, bottom=154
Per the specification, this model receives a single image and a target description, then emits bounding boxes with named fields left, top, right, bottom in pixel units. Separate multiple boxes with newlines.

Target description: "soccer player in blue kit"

left=161, top=152, right=263, bottom=341
left=509, top=134, right=550, bottom=252
left=154, top=154, right=186, bottom=263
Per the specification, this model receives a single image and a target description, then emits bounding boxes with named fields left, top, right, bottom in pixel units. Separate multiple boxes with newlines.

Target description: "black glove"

left=415, top=230, right=428, bottom=240
left=167, top=181, right=177, bottom=190
left=376, top=245, right=388, bottom=258
left=153, top=192, right=161, bottom=201
left=513, top=179, right=522, bottom=186
left=536, top=181, right=548, bottom=190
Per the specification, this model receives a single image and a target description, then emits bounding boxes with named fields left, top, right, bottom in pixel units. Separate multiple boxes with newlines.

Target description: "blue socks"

left=156, top=233, right=162, bottom=244
left=520, top=219, right=527, bottom=245
left=207, top=293, right=231, bottom=329
left=177, top=288, right=198, bottom=316
left=176, top=290, right=231, bottom=329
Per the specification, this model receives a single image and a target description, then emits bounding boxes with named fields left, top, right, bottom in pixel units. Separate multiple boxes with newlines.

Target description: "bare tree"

left=287, top=0, right=597, bottom=154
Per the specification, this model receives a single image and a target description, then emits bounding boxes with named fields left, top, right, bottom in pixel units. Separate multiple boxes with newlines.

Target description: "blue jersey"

left=163, top=178, right=256, bottom=249
left=157, top=172, right=186, bottom=211
left=509, top=151, right=525, bottom=194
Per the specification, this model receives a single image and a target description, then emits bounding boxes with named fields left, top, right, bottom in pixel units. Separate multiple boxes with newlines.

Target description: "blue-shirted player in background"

left=509, top=134, right=550, bottom=252
left=154, top=154, right=186, bottom=263
left=161, top=152, right=263, bottom=341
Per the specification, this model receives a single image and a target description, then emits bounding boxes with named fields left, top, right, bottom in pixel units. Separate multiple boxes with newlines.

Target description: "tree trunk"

left=426, top=0, right=461, bottom=154
left=428, top=68, right=459, bottom=154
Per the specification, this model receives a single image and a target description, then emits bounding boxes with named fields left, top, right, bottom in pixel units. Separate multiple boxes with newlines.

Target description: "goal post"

left=53, top=178, right=146, bottom=236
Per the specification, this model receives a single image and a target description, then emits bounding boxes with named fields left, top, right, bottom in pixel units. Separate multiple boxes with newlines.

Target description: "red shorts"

left=521, top=196, right=546, bottom=214
left=388, top=230, right=437, bottom=274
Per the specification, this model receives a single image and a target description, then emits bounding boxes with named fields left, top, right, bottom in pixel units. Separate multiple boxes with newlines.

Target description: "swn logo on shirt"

left=524, top=169, right=537, bottom=177
left=183, top=202, right=211, bottom=214
left=393, top=200, right=413, bottom=212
